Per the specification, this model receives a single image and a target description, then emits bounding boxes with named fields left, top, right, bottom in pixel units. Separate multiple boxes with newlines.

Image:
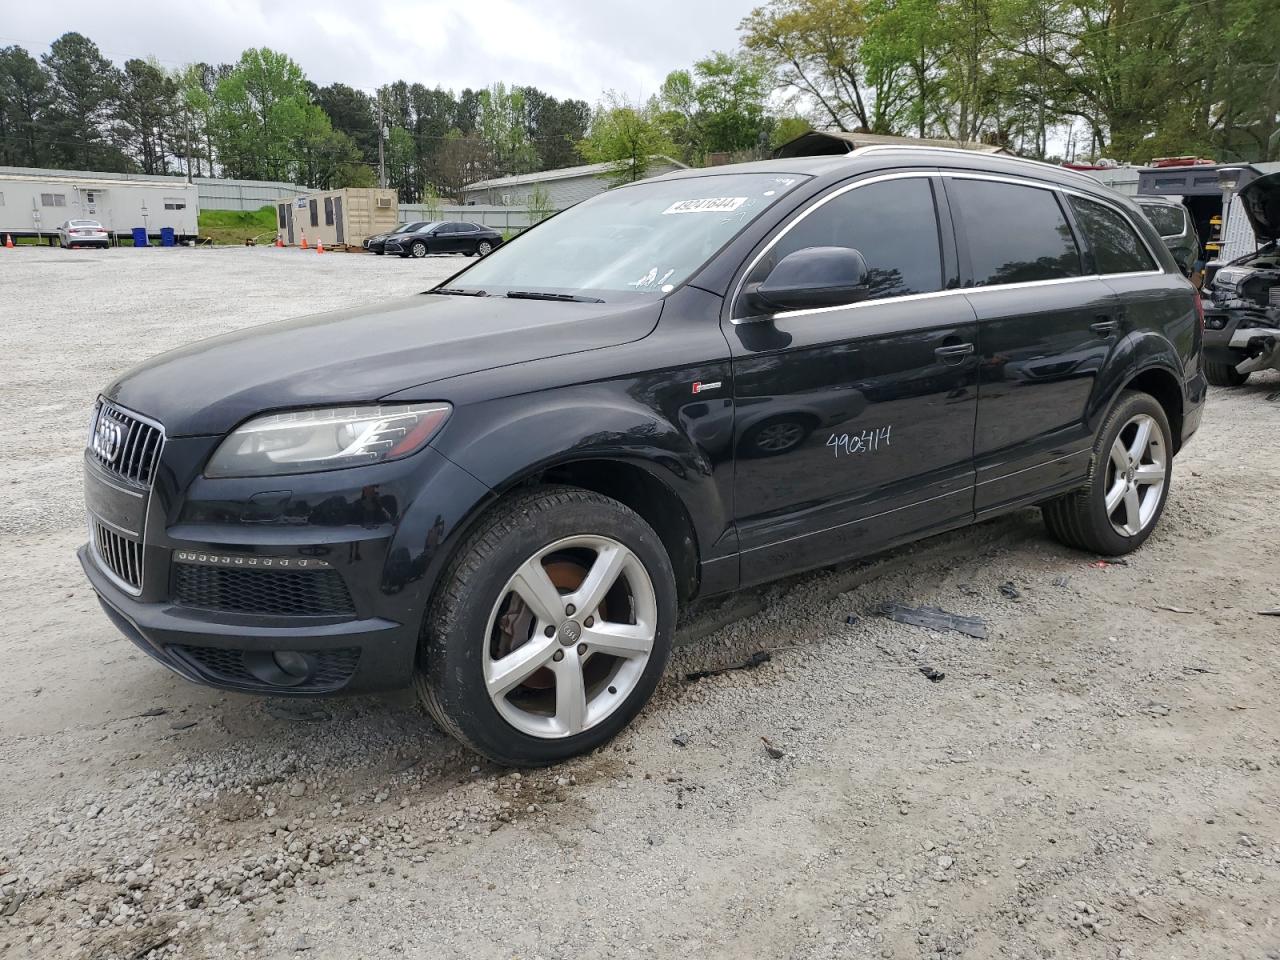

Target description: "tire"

left=374, top=249, right=384, bottom=256
left=410, top=240, right=427, bottom=258
left=415, top=486, right=677, bottom=766
left=1205, top=359, right=1249, bottom=387
left=1042, top=390, right=1172, bottom=556
left=477, top=240, right=493, bottom=257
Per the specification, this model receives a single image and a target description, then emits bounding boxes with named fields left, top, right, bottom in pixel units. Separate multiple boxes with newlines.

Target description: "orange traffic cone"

left=316, top=240, right=324, bottom=254
left=274, top=236, right=283, bottom=248
left=300, top=232, right=309, bottom=250
left=3, top=234, right=12, bottom=248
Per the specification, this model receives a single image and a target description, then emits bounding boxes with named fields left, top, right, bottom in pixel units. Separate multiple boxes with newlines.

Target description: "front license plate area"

left=84, top=459, right=147, bottom=537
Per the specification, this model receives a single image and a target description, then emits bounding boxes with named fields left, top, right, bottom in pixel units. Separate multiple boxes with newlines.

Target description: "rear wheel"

left=1205, top=359, right=1249, bottom=387
left=416, top=486, right=676, bottom=766
left=1042, top=390, right=1172, bottom=556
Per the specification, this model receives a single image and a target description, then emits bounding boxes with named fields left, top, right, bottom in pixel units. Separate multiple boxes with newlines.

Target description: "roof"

left=0, top=171, right=197, bottom=190
left=775, top=130, right=1013, bottom=158
left=646, top=145, right=1112, bottom=195
left=463, top=156, right=687, bottom=191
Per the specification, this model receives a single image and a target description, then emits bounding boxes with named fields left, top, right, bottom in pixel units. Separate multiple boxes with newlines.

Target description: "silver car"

left=57, top=219, right=111, bottom=249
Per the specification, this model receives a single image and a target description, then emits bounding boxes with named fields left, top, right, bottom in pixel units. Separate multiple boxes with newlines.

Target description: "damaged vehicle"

left=1203, top=171, right=1280, bottom=386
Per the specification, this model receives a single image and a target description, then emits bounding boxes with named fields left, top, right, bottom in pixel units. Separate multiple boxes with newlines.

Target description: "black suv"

left=80, top=148, right=1206, bottom=766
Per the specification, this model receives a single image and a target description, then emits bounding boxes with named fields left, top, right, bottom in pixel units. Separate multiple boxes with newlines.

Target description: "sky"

left=1, top=0, right=761, bottom=104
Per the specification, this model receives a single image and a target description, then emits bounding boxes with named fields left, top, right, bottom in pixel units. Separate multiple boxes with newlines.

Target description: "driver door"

left=724, top=173, right=980, bottom=585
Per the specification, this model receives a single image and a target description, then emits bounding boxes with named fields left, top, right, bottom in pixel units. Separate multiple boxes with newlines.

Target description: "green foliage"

left=197, top=205, right=277, bottom=245
left=578, top=93, right=678, bottom=187
left=525, top=184, right=555, bottom=224
left=659, top=51, right=777, bottom=162
left=742, top=0, right=1280, bottom=162
left=477, top=82, right=540, bottom=175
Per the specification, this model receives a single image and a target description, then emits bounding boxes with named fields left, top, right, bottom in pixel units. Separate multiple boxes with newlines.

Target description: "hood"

left=107, top=293, right=661, bottom=437
left=1239, top=171, right=1280, bottom=242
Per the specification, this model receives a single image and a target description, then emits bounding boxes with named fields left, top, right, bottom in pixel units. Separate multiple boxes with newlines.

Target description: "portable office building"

left=0, top=169, right=199, bottom=241
left=276, top=188, right=398, bottom=247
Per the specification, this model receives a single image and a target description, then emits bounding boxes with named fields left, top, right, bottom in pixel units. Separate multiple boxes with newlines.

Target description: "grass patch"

left=198, top=206, right=279, bottom=246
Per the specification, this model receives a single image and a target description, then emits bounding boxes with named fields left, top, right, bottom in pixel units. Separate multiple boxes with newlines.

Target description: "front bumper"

left=1203, top=306, right=1280, bottom=372
left=81, top=435, right=494, bottom=697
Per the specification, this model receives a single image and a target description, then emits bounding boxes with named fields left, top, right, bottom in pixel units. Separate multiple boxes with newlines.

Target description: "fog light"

left=272, top=650, right=313, bottom=680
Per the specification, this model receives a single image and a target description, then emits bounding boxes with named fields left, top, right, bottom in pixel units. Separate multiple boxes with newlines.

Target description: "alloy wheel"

left=1104, top=413, right=1166, bottom=537
left=482, top=535, right=657, bottom=739
left=478, top=240, right=493, bottom=256
left=412, top=241, right=427, bottom=258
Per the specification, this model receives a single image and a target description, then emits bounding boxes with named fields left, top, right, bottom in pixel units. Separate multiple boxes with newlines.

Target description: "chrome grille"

left=93, top=521, right=144, bottom=590
left=90, top=400, right=163, bottom=487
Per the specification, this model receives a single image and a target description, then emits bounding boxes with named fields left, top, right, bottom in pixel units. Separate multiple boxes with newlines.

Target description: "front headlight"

left=205, top=403, right=451, bottom=478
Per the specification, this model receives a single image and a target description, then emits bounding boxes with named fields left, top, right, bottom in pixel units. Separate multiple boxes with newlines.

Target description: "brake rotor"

left=496, top=558, right=607, bottom=692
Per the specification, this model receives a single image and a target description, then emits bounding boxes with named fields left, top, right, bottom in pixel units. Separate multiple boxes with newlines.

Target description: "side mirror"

left=747, top=246, right=870, bottom=314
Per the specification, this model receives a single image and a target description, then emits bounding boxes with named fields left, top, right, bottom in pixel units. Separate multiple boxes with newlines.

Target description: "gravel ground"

left=1, top=246, right=1278, bottom=960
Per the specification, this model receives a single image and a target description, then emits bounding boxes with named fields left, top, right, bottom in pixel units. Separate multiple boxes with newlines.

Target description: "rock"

left=936, top=856, right=954, bottom=870
left=289, top=783, right=306, bottom=798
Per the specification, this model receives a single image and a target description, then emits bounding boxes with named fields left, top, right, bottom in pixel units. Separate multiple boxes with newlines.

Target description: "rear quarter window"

left=1138, top=202, right=1185, bottom=238
left=1070, top=196, right=1158, bottom=274
left=949, top=179, right=1083, bottom=285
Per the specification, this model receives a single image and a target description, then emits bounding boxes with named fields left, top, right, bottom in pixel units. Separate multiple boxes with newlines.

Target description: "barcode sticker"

left=662, top=197, right=748, bottom=215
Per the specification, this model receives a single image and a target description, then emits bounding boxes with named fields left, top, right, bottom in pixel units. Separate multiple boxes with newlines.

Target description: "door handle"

left=1091, top=318, right=1120, bottom=336
left=934, top=343, right=975, bottom=364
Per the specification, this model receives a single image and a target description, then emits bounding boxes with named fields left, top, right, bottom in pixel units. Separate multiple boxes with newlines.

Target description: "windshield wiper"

left=505, top=290, right=605, bottom=303
left=432, top=287, right=488, bottom=297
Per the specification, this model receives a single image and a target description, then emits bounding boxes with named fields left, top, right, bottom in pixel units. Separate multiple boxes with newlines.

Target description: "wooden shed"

left=276, top=187, right=398, bottom=248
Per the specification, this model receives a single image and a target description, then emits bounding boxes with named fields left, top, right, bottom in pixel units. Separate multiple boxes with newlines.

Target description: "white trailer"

left=0, top=171, right=199, bottom=243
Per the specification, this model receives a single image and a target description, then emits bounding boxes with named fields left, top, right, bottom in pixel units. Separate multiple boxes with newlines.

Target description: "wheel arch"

left=1119, top=364, right=1184, bottom=453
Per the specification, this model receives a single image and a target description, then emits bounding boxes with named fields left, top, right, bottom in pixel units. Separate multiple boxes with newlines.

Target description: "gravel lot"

left=1, top=246, right=1278, bottom=960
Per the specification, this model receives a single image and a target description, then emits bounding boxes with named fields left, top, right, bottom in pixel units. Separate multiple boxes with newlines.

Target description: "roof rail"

left=848, top=143, right=1103, bottom=186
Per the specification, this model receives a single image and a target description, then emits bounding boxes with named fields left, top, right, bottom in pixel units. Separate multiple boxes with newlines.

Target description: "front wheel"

left=476, top=240, right=493, bottom=257
left=416, top=486, right=676, bottom=766
left=410, top=240, right=427, bottom=258
left=1205, top=359, right=1249, bottom=387
left=1042, top=390, right=1172, bottom=556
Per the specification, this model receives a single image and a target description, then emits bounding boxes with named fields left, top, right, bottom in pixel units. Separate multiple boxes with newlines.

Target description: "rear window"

left=1071, top=196, right=1158, bottom=274
left=1138, top=202, right=1185, bottom=238
left=949, top=179, right=1083, bottom=285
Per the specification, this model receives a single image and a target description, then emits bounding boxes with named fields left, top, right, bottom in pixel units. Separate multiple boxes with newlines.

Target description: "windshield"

left=446, top=172, right=809, bottom=300
left=71, top=220, right=101, bottom=227
left=1139, top=203, right=1185, bottom=238
left=396, top=221, right=430, bottom=233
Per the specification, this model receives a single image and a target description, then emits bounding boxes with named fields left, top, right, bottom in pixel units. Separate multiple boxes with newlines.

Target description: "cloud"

left=4, top=0, right=754, bottom=103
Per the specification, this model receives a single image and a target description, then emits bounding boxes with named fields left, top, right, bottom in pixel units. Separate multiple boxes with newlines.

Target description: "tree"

left=435, top=129, right=491, bottom=200
left=660, top=50, right=775, bottom=163
left=522, top=87, right=590, bottom=169
left=211, top=47, right=331, bottom=183
left=578, top=93, right=677, bottom=187
left=525, top=184, right=554, bottom=225
left=41, top=32, right=125, bottom=169
left=477, top=82, right=539, bottom=176
left=315, top=83, right=378, bottom=162
left=115, top=58, right=180, bottom=174
left=0, top=45, right=50, bottom=166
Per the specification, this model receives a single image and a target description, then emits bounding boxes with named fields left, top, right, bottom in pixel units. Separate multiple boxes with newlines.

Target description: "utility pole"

left=377, top=98, right=387, bottom=189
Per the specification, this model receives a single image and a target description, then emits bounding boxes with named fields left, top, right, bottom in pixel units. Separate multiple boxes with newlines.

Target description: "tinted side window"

left=1138, top=203, right=1185, bottom=238
left=744, top=177, right=944, bottom=307
left=1072, top=196, right=1158, bottom=274
left=949, top=179, right=1082, bottom=285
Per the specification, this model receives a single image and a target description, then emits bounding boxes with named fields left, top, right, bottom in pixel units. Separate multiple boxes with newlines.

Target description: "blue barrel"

left=160, top=227, right=175, bottom=247
left=131, top=227, right=148, bottom=247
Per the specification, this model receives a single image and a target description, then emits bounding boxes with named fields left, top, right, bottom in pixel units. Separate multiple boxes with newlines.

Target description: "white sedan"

left=57, top=219, right=111, bottom=249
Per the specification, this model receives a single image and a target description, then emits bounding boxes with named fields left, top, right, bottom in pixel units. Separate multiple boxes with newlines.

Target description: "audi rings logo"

left=92, top=416, right=124, bottom=463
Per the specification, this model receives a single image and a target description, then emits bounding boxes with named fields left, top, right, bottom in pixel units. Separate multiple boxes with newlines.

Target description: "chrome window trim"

left=730, top=168, right=1167, bottom=325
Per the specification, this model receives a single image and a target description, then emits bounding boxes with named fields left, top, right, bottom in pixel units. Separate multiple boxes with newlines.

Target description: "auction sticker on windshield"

left=662, top=197, right=748, bottom=215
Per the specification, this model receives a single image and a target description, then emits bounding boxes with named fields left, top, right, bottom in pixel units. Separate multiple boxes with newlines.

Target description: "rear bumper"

left=79, top=543, right=419, bottom=695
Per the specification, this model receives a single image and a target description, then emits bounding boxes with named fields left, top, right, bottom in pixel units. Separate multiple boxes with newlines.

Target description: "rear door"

left=944, top=174, right=1121, bottom=513
left=725, top=172, right=981, bottom=584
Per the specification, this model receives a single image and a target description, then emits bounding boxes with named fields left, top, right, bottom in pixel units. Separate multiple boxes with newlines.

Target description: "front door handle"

left=1091, top=318, right=1120, bottom=336
left=934, top=342, right=975, bottom=364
